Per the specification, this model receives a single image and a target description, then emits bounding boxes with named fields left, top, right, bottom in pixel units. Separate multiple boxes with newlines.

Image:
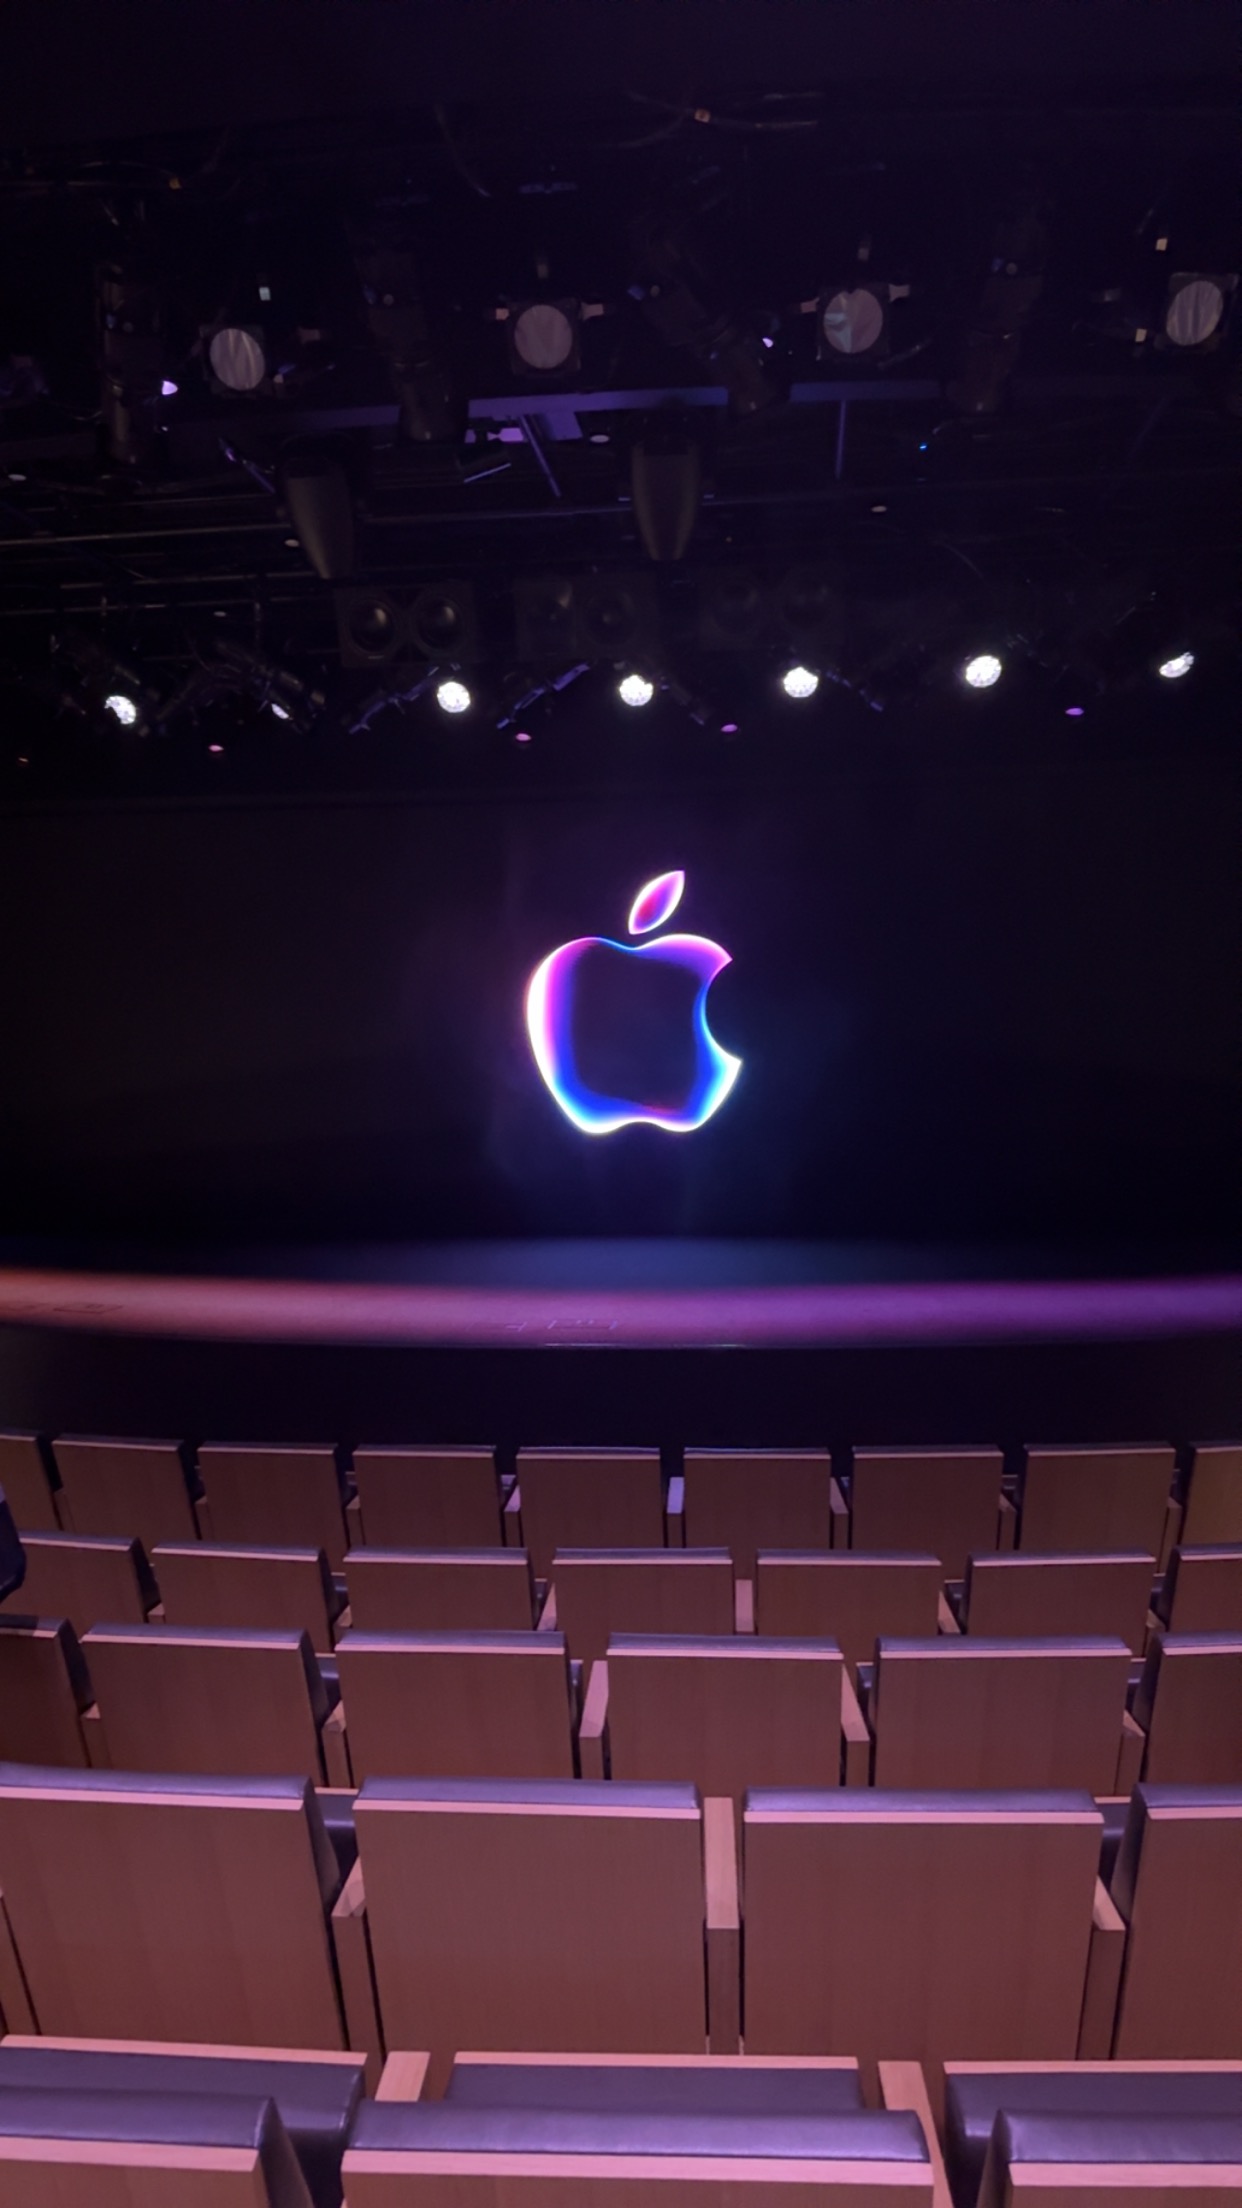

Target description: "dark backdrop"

left=1, top=728, right=1238, bottom=1251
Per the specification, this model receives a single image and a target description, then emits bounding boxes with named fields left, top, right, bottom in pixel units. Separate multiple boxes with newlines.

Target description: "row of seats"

left=5, top=1609, right=1241, bottom=1792
left=0, top=1767, right=1238, bottom=2089
left=3, top=1435, right=1240, bottom=1575
left=6, top=2040, right=1239, bottom=2206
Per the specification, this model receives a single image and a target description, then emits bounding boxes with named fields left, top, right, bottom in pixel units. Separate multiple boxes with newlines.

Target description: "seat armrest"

left=665, top=1473, right=685, bottom=1546
left=937, top=1590, right=962, bottom=1636
left=537, top=1584, right=558, bottom=1632
left=879, top=2061, right=953, bottom=2207
left=1077, top=1874, right=1127, bottom=2057
left=579, top=1658, right=609, bottom=1779
left=0, top=1888, right=36, bottom=2033
left=997, top=1494, right=1017, bottom=1551
left=330, top=1861, right=384, bottom=2092
left=1114, top=1708, right=1145, bottom=1793
left=376, top=2052, right=431, bottom=2102
left=829, top=1476, right=849, bottom=1549
left=841, top=1668, right=872, bottom=1786
left=734, top=1579, right=755, bottom=1634
left=321, top=1703, right=353, bottom=1788
left=703, top=1795, right=740, bottom=2055
left=503, top=1486, right=522, bottom=1546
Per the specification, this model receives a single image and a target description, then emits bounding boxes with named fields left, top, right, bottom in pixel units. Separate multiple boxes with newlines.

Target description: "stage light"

left=354, top=229, right=463, bottom=442
left=820, top=287, right=885, bottom=356
left=269, top=701, right=291, bottom=721
left=160, top=378, right=179, bottom=398
left=103, top=692, right=140, bottom=725
left=208, top=742, right=224, bottom=754
left=631, top=429, right=702, bottom=563
left=511, top=302, right=578, bottom=374
left=961, top=653, right=1003, bottom=689
left=1162, top=275, right=1234, bottom=351
left=208, top=325, right=267, bottom=392
left=280, top=451, right=356, bottom=582
left=515, top=729, right=533, bottom=745
left=781, top=665, right=819, bottom=700
left=631, top=185, right=779, bottom=417
left=618, top=672, right=655, bottom=708
left=436, top=678, right=472, bottom=715
left=1157, top=650, right=1195, bottom=680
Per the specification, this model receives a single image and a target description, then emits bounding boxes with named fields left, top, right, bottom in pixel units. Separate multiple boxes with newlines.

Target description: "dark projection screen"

left=1, top=746, right=1238, bottom=1247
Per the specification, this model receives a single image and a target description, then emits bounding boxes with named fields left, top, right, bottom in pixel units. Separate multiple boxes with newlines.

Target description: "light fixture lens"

left=513, top=303, right=575, bottom=372
left=962, top=653, right=1003, bottom=689
left=1157, top=650, right=1195, bottom=680
left=269, top=701, right=291, bottom=721
left=208, top=326, right=267, bottom=392
left=436, top=678, right=472, bottom=715
left=104, top=692, right=139, bottom=726
left=820, top=287, right=885, bottom=355
left=160, top=378, right=179, bottom=397
left=1164, top=278, right=1226, bottom=348
left=781, top=665, right=819, bottom=699
left=618, top=672, right=655, bottom=708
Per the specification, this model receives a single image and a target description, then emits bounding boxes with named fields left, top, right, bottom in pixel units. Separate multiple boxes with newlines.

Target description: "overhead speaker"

left=282, top=453, right=356, bottom=582
left=698, top=568, right=771, bottom=651
left=631, top=432, right=702, bottom=562
left=514, top=572, right=659, bottom=663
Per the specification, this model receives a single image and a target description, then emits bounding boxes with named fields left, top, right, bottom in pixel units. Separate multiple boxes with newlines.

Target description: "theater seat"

left=512, top=1451, right=666, bottom=1580
left=1159, top=1546, right=1242, bottom=1634
left=1110, top=1783, right=1242, bottom=2055
left=869, top=1636, right=1132, bottom=1792
left=196, top=1447, right=350, bottom=1570
left=549, top=1547, right=735, bottom=1672
left=944, top=2063, right=1242, bottom=2208
left=343, top=1546, right=535, bottom=1633
left=979, top=2110, right=1242, bottom=2208
left=0, top=2083, right=313, bottom=2208
left=0, top=1435, right=59, bottom=1533
left=335, top=1628, right=576, bottom=1780
left=342, top=2099, right=933, bottom=2202
left=1133, top=1632, right=1242, bottom=1783
left=51, top=1436, right=201, bottom=1551
left=350, top=1447, right=503, bottom=1549
left=153, top=1542, right=342, bottom=1653
left=0, top=2043, right=365, bottom=2208
left=0, top=1616, right=94, bottom=1767
left=81, top=1622, right=342, bottom=1785
left=0, top=1532, right=157, bottom=1635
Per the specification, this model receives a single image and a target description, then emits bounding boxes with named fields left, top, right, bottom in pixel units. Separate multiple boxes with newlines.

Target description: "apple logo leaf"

left=628, top=869, right=685, bottom=937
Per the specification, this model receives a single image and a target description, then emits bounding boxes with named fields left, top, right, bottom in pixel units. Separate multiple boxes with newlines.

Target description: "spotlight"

left=1157, top=650, right=1195, bottom=680
left=436, top=678, right=472, bottom=715
left=1161, top=274, right=1235, bottom=351
left=781, top=665, right=819, bottom=700
left=207, top=325, right=268, bottom=393
left=631, top=183, right=780, bottom=417
left=160, top=378, right=179, bottom=398
left=508, top=301, right=580, bottom=376
left=104, top=692, right=140, bottom=726
left=269, top=701, right=291, bottom=721
left=818, top=286, right=886, bottom=358
left=280, top=451, right=356, bottom=582
left=631, top=428, right=702, bottom=564
left=961, top=653, right=1003, bottom=689
left=354, top=228, right=463, bottom=442
left=618, top=672, right=655, bottom=708
left=947, top=199, right=1048, bottom=415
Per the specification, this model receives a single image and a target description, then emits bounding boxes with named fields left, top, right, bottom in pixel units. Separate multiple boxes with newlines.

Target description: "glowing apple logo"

left=525, top=869, right=742, bottom=1134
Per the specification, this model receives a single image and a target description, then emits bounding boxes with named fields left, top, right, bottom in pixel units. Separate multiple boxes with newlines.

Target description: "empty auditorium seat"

left=335, top=1628, right=576, bottom=1781
left=743, top=1789, right=1102, bottom=2080
left=1019, top=1447, right=1174, bottom=1557
left=0, top=2042, right=365, bottom=2208
left=344, top=1546, right=535, bottom=1633
left=512, top=1450, right=666, bottom=1579
left=869, top=1636, right=1133, bottom=1792
left=197, top=1447, right=350, bottom=1570
left=0, top=1617, right=94, bottom=1767
left=350, top=1446, right=504, bottom=1548
left=680, top=1451, right=834, bottom=1580
left=81, top=1623, right=344, bottom=1784
left=352, top=1777, right=726, bottom=2091
left=442, top=2051, right=866, bottom=2114
left=1110, top=1784, right=1242, bottom=2054
left=944, top=2062, right=1242, bottom=2208
left=342, top=2098, right=933, bottom=2202
left=0, top=1433, right=58, bottom=1532
left=153, top=1542, right=342, bottom=1651
left=1182, top=1447, right=1242, bottom=1547
left=593, top=1633, right=852, bottom=1806
left=1159, top=1545, right=1242, bottom=1633
left=755, top=1551, right=942, bottom=1675
left=962, top=1552, right=1154, bottom=1651
left=849, top=1451, right=1004, bottom=1580
left=0, top=1766, right=360, bottom=2052
left=1132, top=1633, right=1242, bottom=1784
left=0, top=2082, right=314, bottom=2208
left=550, top=1547, right=735, bottom=1671
left=0, top=1531, right=157, bottom=1634
left=51, top=1436, right=201, bottom=1550
left=979, top=2108, right=1242, bottom=2208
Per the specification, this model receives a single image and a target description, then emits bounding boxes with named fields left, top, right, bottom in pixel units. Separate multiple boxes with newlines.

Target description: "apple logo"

left=525, top=869, right=742, bottom=1134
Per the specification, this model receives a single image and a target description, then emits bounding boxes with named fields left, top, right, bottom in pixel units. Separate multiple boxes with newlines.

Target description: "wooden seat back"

left=0, top=1533, right=155, bottom=1636
left=1135, top=1635, right=1242, bottom=1785
left=52, top=1438, right=198, bottom=1551
left=152, top=1544, right=337, bottom=1652
left=82, top=1624, right=330, bottom=1784
left=682, top=1452, right=833, bottom=1580
left=344, top=1548, right=534, bottom=1634
left=335, top=1630, right=575, bottom=1782
left=196, top=1448, right=348, bottom=1570
left=1019, top=1449, right=1174, bottom=1557
left=871, top=1638, right=1131, bottom=1794
left=606, top=1634, right=844, bottom=1810
left=0, top=1434, right=58, bottom=1532
left=1182, top=1448, right=1242, bottom=1547
left=755, top=1553, right=941, bottom=1676
left=514, top=1453, right=665, bottom=1581
left=351, top=1448, right=502, bottom=1549
left=1111, top=1787, right=1242, bottom=2056
left=0, top=1619, right=91, bottom=1767
left=850, top=1453, right=1003, bottom=1580
left=1163, top=1547, right=1242, bottom=1634
left=552, top=1549, right=734, bottom=1673
left=963, top=1553, right=1154, bottom=1652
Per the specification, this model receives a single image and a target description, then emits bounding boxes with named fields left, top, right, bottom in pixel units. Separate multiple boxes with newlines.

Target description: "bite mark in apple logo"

left=525, top=868, right=742, bottom=1134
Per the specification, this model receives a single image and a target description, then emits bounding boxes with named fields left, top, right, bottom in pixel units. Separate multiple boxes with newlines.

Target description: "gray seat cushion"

left=358, top=1775, right=698, bottom=1810
left=0, top=2086, right=308, bottom=2207
left=445, top=2061, right=863, bottom=2116
left=996, top=2110, right=1242, bottom=2168
left=351, top=2102, right=929, bottom=2161
left=0, top=2048, right=363, bottom=2208
left=946, top=2071, right=1242, bottom=2208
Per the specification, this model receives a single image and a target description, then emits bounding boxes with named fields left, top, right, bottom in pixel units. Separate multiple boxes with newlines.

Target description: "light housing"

left=961, top=652, right=1003, bottom=689
left=435, top=678, right=472, bottom=715
left=781, top=665, right=820, bottom=700
left=618, top=672, right=655, bottom=708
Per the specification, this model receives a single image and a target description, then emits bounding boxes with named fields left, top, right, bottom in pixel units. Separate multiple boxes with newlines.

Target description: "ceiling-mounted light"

left=1161, top=274, right=1235, bottom=351
left=510, top=301, right=579, bottom=375
left=618, top=672, right=655, bottom=708
left=1157, top=650, right=1195, bottom=680
left=961, top=653, right=1003, bottom=689
left=103, top=692, right=140, bottom=725
left=436, top=678, right=472, bottom=715
left=781, top=665, right=819, bottom=699
left=208, top=325, right=268, bottom=392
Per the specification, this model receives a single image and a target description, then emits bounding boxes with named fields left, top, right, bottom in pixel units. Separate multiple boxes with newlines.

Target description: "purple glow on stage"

left=628, top=869, right=684, bottom=935
left=525, top=870, right=742, bottom=1135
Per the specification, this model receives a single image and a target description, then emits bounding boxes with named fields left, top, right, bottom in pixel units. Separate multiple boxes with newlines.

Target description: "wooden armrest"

left=1077, top=1874, right=1127, bottom=2058
left=80, top=1704, right=110, bottom=1769
left=579, top=1659, right=609, bottom=1779
left=332, top=1604, right=352, bottom=1642
left=1115, top=1707, right=1145, bottom=1794
left=321, top=1703, right=353, bottom=1788
left=997, top=1493, right=1017, bottom=1551
left=703, top=1795, right=740, bottom=2055
left=0, top=1888, right=36, bottom=2034
left=503, top=1485, right=522, bottom=1546
left=330, top=1861, right=384, bottom=2091
left=344, top=1494, right=364, bottom=1542
left=828, top=1476, right=849, bottom=1549
left=733, top=1578, right=755, bottom=1634
left=937, top=1590, right=961, bottom=1636
left=193, top=1495, right=215, bottom=1541
left=537, top=1583, right=558, bottom=1632
left=665, top=1472, right=686, bottom=1546
left=878, top=2061, right=952, bottom=2208
left=840, top=1668, right=872, bottom=1787
left=375, top=2051, right=431, bottom=2102
left=1159, top=1496, right=1183, bottom=1571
